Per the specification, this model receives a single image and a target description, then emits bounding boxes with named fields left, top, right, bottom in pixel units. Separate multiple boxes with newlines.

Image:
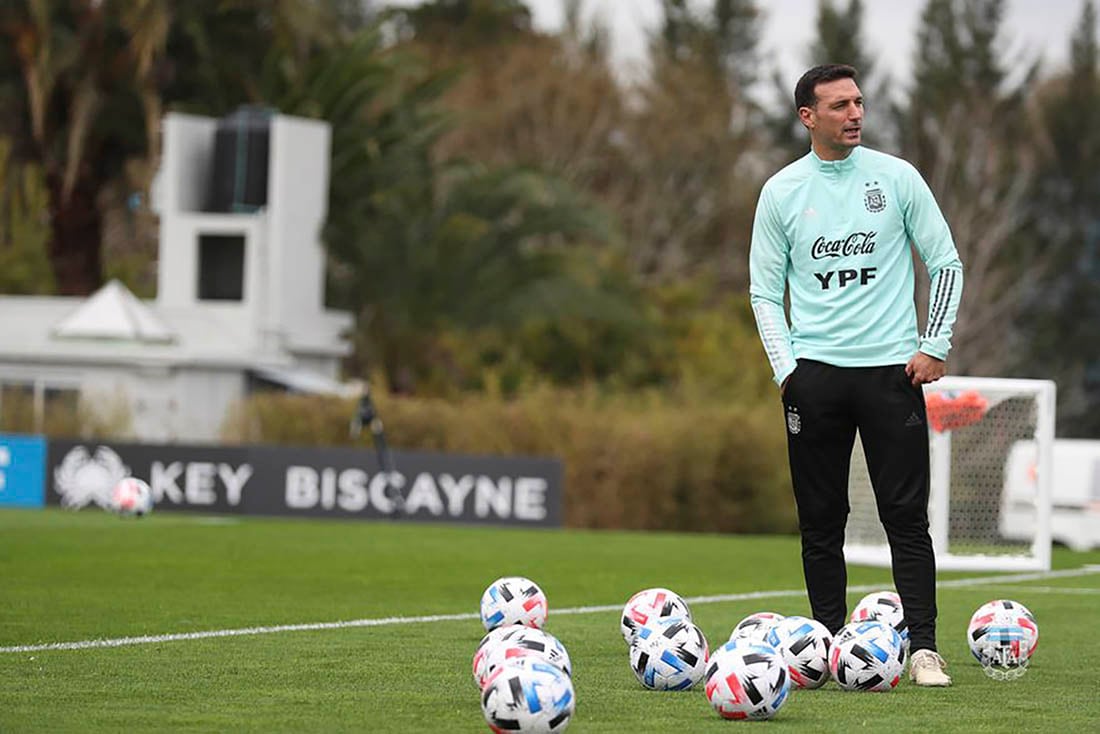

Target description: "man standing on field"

left=748, top=64, right=962, bottom=687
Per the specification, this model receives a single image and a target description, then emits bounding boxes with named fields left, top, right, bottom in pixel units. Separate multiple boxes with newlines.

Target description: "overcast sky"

left=381, top=0, right=1095, bottom=88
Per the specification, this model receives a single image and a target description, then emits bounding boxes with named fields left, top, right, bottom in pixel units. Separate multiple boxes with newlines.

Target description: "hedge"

left=221, top=386, right=797, bottom=534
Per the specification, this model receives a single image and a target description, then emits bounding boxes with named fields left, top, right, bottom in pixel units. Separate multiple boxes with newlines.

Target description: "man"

left=748, top=64, right=962, bottom=687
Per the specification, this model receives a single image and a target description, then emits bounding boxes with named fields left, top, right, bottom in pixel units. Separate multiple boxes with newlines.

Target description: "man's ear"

left=798, top=106, right=815, bottom=131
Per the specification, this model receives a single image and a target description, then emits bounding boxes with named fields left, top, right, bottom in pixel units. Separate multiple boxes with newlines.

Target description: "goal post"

left=843, top=376, right=1056, bottom=572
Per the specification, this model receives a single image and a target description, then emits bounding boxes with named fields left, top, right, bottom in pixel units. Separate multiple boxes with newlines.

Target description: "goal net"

left=843, top=376, right=1056, bottom=571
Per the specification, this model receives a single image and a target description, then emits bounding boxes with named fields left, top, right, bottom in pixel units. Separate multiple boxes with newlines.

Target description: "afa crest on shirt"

left=864, top=184, right=887, bottom=213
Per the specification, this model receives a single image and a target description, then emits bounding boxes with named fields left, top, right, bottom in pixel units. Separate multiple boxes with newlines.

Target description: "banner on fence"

left=45, top=440, right=563, bottom=527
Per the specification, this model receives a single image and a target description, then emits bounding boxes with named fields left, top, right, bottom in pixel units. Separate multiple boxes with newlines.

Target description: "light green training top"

left=749, top=145, right=963, bottom=385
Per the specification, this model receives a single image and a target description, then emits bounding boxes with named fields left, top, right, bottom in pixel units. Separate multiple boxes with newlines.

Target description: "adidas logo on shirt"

left=905, top=412, right=923, bottom=428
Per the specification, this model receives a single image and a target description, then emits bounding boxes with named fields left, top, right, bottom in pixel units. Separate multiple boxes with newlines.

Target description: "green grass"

left=1, top=508, right=1098, bottom=732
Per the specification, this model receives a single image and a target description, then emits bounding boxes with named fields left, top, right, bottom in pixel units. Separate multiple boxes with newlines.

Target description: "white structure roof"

left=52, top=279, right=176, bottom=343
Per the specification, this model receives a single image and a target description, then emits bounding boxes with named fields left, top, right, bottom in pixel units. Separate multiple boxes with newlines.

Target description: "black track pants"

left=782, top=359, right=938, bottom=652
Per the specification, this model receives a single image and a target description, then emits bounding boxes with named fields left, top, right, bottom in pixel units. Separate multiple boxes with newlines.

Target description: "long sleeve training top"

left=749, top=145, right=963, bottom=385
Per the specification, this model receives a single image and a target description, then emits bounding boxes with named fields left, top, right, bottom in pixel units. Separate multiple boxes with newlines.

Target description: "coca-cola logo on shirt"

left=810, top=231, right=877, bottom=259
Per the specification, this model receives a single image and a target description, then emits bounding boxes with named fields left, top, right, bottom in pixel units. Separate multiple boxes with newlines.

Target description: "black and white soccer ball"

left=729, top=611, right=786, bottom=645
left=764, top=615, right=833, bottom=689
left=829, top=620, right=906, bottom=692
left=480, top=576, right=548, bottom=631
left=473, top=626, right=572, bottom=690
left=629, top=617, right=708, bottom=690
left=851, top=590, right=910, bottom=651
left=704, top=638, right=790, bottom=720
left=481, top=657, right=575, bottom=733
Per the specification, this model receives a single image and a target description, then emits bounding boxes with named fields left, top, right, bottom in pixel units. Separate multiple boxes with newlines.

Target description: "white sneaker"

left=909, top=649, right=952, bottom=687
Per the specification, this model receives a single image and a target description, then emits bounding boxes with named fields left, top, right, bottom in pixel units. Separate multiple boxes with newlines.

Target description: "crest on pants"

left=786, top=408, right=801, bottom=435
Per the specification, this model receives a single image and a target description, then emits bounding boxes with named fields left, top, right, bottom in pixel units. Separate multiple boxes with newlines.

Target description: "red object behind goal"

left=924, top=390, right=990, bottom=433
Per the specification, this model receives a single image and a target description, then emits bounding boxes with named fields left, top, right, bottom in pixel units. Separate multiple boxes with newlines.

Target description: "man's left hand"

left=905, top=352, right=946, bottom=387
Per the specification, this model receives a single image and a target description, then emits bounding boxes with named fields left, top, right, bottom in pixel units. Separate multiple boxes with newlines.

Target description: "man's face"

left=799, top=78, right=864, bottom=158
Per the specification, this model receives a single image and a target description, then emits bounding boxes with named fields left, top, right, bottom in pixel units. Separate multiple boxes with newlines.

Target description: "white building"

left=0, top=111, right=354, bottom=442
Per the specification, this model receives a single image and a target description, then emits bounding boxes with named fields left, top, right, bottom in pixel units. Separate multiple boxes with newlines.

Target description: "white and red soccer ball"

left=620, top=587, right=692, bottom=645
left=480, top=576, right=548, bottom=631
left=829, top=620, right=907, bottom=692
left=704, top=638, right=790, bottom=720
left=765, top=615, right=833, bottom=690
left=110, top=477, right=153, bottom=517
left=967, top=599, right=1039, bottom=673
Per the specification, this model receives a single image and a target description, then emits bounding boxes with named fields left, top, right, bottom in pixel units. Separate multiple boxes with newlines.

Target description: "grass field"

left=2, top=508, right=1098, bottom=732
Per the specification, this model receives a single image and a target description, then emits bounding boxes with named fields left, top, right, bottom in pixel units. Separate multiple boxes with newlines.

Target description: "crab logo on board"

left=53, top=445, right=130, bottom=509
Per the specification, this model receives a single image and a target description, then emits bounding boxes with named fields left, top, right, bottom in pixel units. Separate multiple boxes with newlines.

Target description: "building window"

left=198, top=234, right=245, bottom=301
left=0, top=383, right=80, bottom=435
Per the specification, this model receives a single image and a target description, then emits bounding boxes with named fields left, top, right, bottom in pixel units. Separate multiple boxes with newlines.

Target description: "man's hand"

left=905, top=352, right=946, bottom=387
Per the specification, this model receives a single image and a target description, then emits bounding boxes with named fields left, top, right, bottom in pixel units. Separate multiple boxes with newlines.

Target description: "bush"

left=221, top=385, right=796, bottom=534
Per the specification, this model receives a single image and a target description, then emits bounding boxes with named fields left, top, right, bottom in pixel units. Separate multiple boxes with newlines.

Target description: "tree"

left=385, top=0, right=534, bottom=50
left=809, top=0, right=875, bottom=75
left=263, top=26, right=646, bottom=393
left=0, top=1, right=143, bottom=293
left=1017, top=0, right=1100, bottom=435
left=659, top=0, right=762, bottom=90
left=895, top=0, right=1043, bottom=377
left=769, top=0, right=880, bottom=162
left=0, top=136, right=53, bottom=294
left=0, top=0, right=348, bottom=296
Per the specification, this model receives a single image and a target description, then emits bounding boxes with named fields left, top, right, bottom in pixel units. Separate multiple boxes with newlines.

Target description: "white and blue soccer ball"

left=851, top=590, right=910, bottom=651
left=620, top=587, right=692, bottom=645
left=704, top=638, right=790, bottom=720
left=730, top=611, right=786, bottom=644
left=765, top=615, right=833, bottom=690
left=110, top=477, right=153, bottom=517
left=629, top=617, right=708, bottom=690
left=481, top=657, right=575, bottom=732
left=829, top=620, right=906, bottom=692
left=480, top=576, right=548, bottom=631
left=473, top=626, right=572, bottom=690
left=967, top=599, right=1039, bottom=675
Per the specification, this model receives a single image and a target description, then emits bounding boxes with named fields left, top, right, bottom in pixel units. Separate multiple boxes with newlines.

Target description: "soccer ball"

left=620, top=587, right=692, bottom=644
left=851, top=590, right=910, bottom=650
left=829, top=620, right=906, bottom=692
left=473, top=626, right=572, bottom=689
left=472, top=626, right=520, bottom=687
left=730, top=611, right=786, bottom=644
left=967, top=599, right=1039, bottom=677
left=629, top=617, right=709, bottom=690
left=110, top=477, right=153, bottom=517
left=480, top=576, right=548, bottom=631
left=704, top=638, right=790, bottom=720
left=481, top=657, right=575, bottom=732
left=765, top=615, right=833, bottom=689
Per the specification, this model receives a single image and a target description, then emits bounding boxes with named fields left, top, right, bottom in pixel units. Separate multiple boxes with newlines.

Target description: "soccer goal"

left=844, top=376, right=1056, bottom=572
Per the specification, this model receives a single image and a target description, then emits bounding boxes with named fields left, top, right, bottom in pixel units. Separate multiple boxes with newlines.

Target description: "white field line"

left=957, top=585, right=1100, bottom=596
left=3, top=565, right=1098, bottom=655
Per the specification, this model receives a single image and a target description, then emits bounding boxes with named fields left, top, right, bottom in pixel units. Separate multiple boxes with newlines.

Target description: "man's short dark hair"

left=794, top=64, right=859, bottom=110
